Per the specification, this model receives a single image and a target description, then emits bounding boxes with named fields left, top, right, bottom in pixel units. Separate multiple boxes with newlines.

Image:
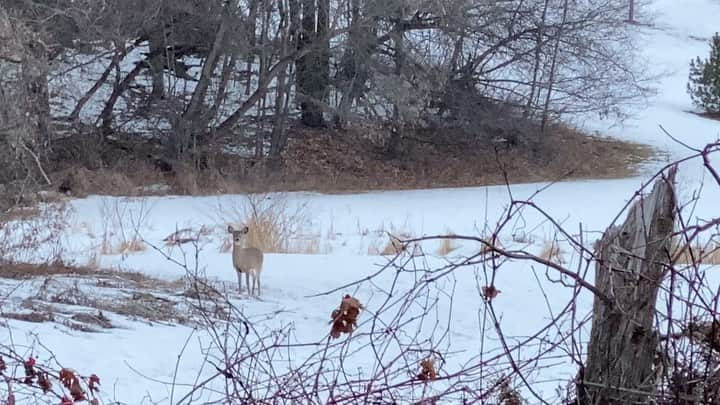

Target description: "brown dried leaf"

left=59, top=368, right=86, bottom=401
left=38, top=372, right=52, bottom=393
left=89, top=373, right=100, bottom=392
left=24, top=356, right=36, bottom=381
left=417, top=358, right=437, bottom=381
left=482, top=285, right=500, bottom=301
left=59, top=368, right=75, bottom=388
left=329, top=294, right=363, bottom=339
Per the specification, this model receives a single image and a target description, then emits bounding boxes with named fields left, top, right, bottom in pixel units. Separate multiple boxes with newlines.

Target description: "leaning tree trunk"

left=581, top=166, right=677, bottom=404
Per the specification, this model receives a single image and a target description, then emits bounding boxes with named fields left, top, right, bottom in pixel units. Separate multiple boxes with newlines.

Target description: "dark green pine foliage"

left=688, top=33, right=720, bottom=114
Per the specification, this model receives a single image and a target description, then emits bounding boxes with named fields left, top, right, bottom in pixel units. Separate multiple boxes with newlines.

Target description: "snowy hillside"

left=3, top=1, right=720, bottom=404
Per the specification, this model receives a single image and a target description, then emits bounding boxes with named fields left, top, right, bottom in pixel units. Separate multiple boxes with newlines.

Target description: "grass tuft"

left=539, top=240, right=565, bottom=264
left=223, top=194, right=312, bottom=254
left=673, top=239, right=720, bottom=265
left=118, top=238, right=146, bottom=254
left=437, top=231, right=461, bottom=256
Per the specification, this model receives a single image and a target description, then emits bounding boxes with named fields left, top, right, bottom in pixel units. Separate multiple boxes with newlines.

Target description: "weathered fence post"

left=581, top=166, right=677, bottom=404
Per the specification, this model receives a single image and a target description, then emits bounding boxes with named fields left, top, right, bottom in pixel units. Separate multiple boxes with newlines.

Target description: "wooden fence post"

left=581, top=166, right=677, bottom=404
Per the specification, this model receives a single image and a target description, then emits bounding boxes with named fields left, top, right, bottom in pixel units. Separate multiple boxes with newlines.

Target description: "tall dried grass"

left=672, top=238, right=720, bottom=265
left=222, top=194, right=314, bottom=254
left=97, top=197, right=151, bottom=256
left=0, top=201, right=70, bottom=264
left=437, top=230, right=461, bottom=256
left=539, top=239, right=565, bottom=264
left=381, top=236, right=405, bottom=256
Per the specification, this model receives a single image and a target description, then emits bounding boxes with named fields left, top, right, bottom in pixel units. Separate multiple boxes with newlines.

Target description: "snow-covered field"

left=3, top=0, right=720, bottom=403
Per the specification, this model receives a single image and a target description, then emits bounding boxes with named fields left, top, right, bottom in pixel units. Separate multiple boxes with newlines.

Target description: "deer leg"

left=236, top=271, right=243, bottom=293
left=246, top=272, right=251, bottom=296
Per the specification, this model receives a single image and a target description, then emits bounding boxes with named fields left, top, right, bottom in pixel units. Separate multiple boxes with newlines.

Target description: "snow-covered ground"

left=4, top=0, right=720, bottom=403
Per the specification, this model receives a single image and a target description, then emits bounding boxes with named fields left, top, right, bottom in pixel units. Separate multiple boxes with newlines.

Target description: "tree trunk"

left=147, top=27, right=166, bottom=100
left=97, top=62, right=144, bottom=134
left=539, top=0, right=568, bottom=137
left=244, top=0, right=258, bottom=96
left=525, top=0, right=549, bottom=119
left=581, top=166, right=677, bottom=404
left=268, top=0, right=293, bottom=162
left=334, top=0, right=369, bottom=129
left=385, top=18, right=405, bottom=159
left=296, top=0, right=329, bottom=128
left=0, top=9, right=52, bottom=185
left=254, top=0, right=272, bottom=160
left=21, top=36, right=51, bottom=149
left=70, top=45, right=131, bottom=121
left=174, top=7, right=230, bottom=159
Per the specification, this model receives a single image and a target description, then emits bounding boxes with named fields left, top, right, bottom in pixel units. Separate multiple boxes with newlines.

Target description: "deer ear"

left=227, top=225, right=234, bottom=233
left=241, top=226, right=249, bottom=234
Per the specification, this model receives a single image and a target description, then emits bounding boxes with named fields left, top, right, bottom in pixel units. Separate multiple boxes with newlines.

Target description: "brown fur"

left=227, top=225, right=264, bottom=296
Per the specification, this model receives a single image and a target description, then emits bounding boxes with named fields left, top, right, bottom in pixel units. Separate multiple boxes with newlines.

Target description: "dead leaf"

left=329, top=295, right=363, bottom=339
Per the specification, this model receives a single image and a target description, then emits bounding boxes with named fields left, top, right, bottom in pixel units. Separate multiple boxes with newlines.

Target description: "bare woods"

left=0, top=0, right=650, bottom=202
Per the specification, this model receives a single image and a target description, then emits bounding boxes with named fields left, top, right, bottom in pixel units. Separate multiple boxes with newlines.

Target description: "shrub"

left=223, top=194, right=311, bottom=254
left=688, top=33, right=720, bottom=114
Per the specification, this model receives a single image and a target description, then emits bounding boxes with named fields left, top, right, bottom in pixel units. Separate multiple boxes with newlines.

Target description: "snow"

left=580, top=0, right=720, bottom=160
left=4, top=0, right=720, bottom=403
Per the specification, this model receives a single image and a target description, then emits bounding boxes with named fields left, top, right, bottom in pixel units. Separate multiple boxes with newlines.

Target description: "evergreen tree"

left=688, top=33, right=720, bottom=114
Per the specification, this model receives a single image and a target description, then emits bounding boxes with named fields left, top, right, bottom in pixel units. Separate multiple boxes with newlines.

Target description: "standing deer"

left=227, top=225, right=264, bottom=296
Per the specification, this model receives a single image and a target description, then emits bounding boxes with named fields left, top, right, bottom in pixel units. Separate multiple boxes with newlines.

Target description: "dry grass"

left=292, top=237, right=328, bottom=255
left=278, top=122, right=658, bottom=193
left=118, top=238, right=146, bottom=253
left=373, top=224, right=414, bottom=256
left=0, top=206, right=40, bottom=222
left=97, top=197, right=151, bottom=256
left=0, top=201, right=70, bottom=264
left=100, top=232, right=146, bottom=255
left=222, top=194, right=311, bottom=254
left=376, top=233, right=423, bottom=257
left=437, top=234, right=461, bottom=256
left=672, top=240, right=720, bottom=265
left=86, top=252, right=100, bottom=271
left=100, top=238, right=113, bottom=255
left=480, top=237, right=504, bottom=255
left=367, top=242, right=381, bottom=256
left=511, top=232, right=534, bottom=244
left=381, top=236, right=405, bottom=256
left=539, top=240, right=566, bottom=264
left=0, top=262, right=177, bottom=287
left=244, top=212, right=288, bottom=253
left=3, top=311, right=53, bottom=323
left=40, top=119, right=656, bottom=199
left=1, top=262, right=190, bottom=326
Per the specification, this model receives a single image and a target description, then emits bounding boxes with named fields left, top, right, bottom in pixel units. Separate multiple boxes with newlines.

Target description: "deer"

left=227, top=225, right=264, bottom=296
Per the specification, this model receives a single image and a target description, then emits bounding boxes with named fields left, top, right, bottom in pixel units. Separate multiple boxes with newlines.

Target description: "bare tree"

left=0, top=0, right=654, bottom=176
